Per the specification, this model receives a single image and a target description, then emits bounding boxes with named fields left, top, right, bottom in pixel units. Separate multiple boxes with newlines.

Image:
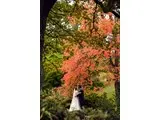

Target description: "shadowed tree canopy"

left=94, top=0, right=120, bottom=18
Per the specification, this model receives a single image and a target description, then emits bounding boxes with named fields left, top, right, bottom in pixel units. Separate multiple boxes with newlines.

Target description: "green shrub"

left=85, top=93, right=116, bottom=111
left=64, top=108, right=107, bottom=120
left=65, top=110, right=85, bottom=120
left=40, top=90, right=68, bottom=120
left=84, top=93, right=120, bottom=120
left=43, top=71, right=63, bottom=89
left=83, top=108, right=107, bottom=120
left=40, top=90, right=120, bottom=120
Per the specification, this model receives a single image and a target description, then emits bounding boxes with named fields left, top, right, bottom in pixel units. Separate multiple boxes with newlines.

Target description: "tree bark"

left=40, top=0, right=57, bottom=89
left=115, top=80, right=120, bottom=108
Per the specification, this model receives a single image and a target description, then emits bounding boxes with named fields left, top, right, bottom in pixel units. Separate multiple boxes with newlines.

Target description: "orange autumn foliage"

left=58, top=0, right=120, bottom=96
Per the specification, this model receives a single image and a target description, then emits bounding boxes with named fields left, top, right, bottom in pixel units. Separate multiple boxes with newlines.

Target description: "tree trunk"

left=40, top=0, right=57, bottom=89
left=115, top=80, right=120, bottom=109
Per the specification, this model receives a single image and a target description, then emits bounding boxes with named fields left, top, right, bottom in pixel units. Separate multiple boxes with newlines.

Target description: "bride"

left=69, top=87, right=81, bottom=112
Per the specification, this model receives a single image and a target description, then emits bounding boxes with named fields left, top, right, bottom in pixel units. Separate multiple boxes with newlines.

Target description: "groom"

left=77, top=85, right=84, bottom=109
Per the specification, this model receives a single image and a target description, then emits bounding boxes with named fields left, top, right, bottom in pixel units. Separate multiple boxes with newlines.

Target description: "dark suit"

left=77, top=88, right=84, bottom=108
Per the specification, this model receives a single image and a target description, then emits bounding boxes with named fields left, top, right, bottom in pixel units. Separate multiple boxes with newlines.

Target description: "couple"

left=69, top=85, right=84, bottom=112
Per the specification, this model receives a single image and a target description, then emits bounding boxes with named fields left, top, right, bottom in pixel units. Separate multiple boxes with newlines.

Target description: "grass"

left=96, top=82, right=115, bottom=99
left=98, top=72, right=115, bottom=98
left=104, top=83, right=115, bottom=98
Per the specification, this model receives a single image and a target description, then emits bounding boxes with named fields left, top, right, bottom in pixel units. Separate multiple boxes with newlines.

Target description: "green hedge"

left=40, top=90, right=120, bottom=120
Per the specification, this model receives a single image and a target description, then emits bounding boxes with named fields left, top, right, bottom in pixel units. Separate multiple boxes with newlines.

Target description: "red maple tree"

left=57, top=0, right=120, bottom=96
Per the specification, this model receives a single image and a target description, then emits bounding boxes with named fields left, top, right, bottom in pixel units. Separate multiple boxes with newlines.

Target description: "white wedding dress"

left=69, top=89, right=81, bottom=112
